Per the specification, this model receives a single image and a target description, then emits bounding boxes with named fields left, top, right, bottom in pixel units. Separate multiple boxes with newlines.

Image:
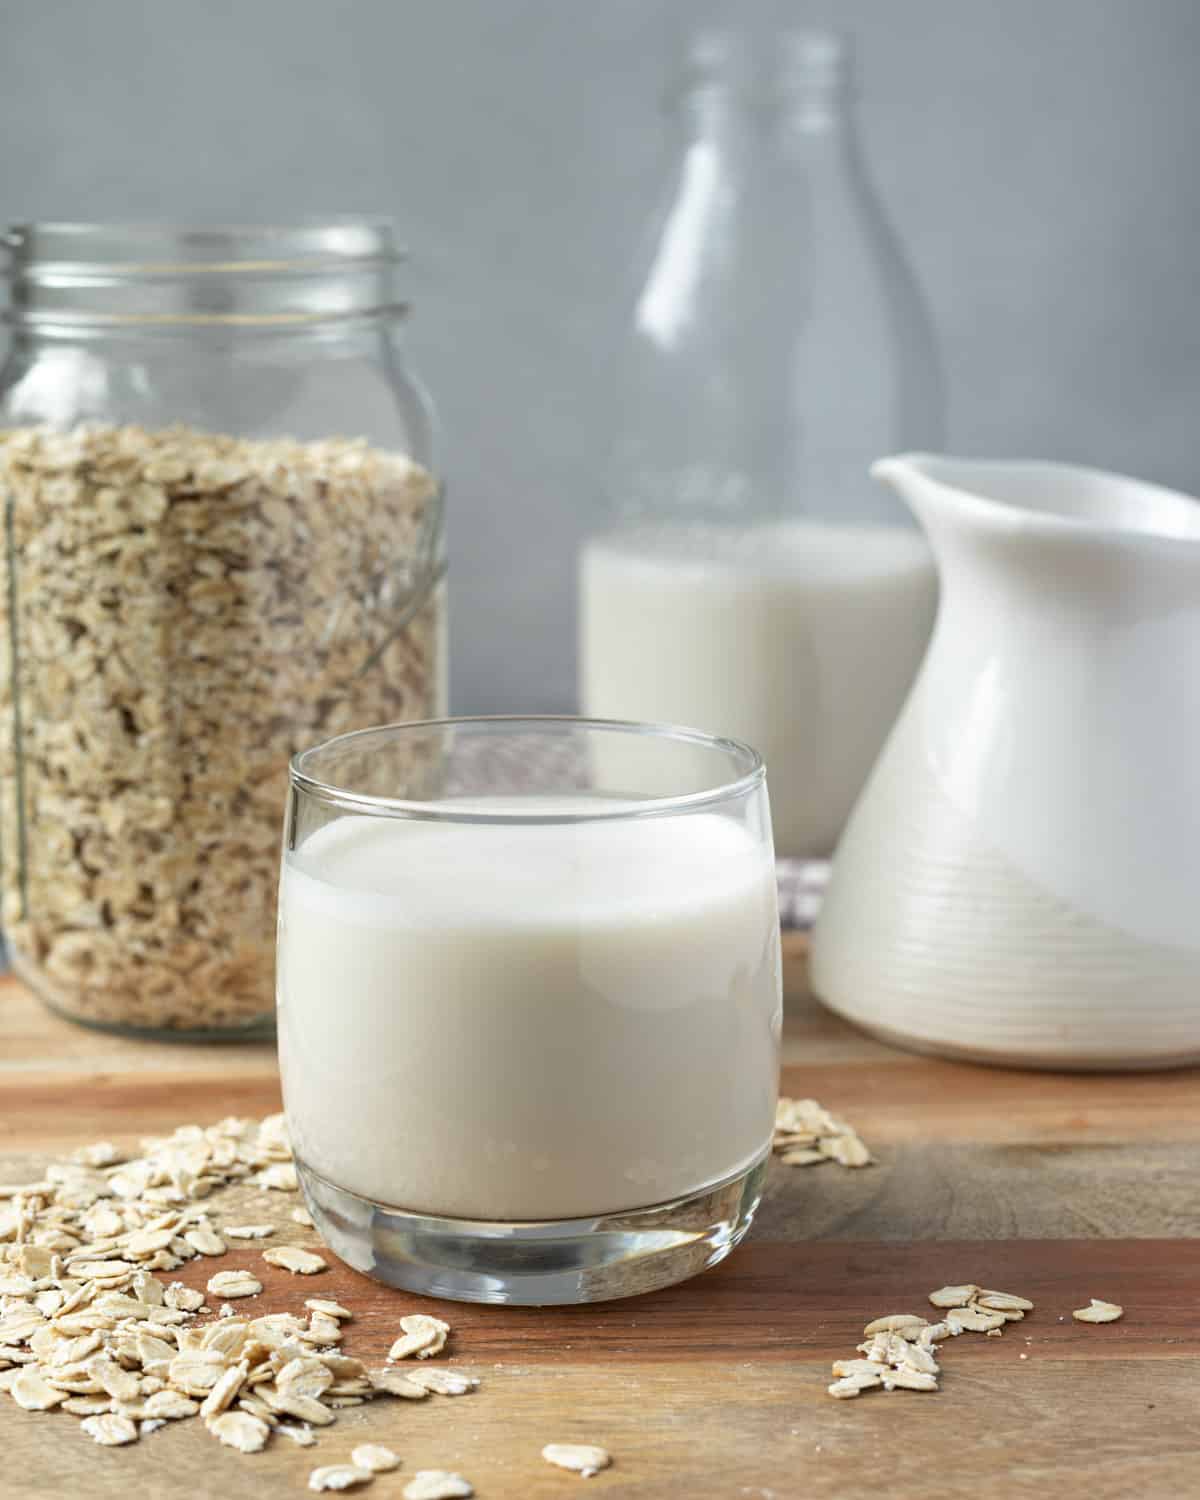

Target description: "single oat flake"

left=862, top=1314, right=928, bottom=1337
left=369, top=1367, right=431, bottom=1399
left=81, top=1412, right=140, bottom=1446
left=402, top=1366, right=479, bottom=1396
left=352, top=1444, right=401, bottom=1473
left=307, top=1298, right=353, bottom=1321
left=403, top=1473, right=474, bottom=1500
left=1073, top=1299, right=1124, bottom=1323
left=206, top=1269, right=263, bottom=1299
left=927, top=1284, right=980, bottom=1309
left=542, top=1443, right=613, bottom=1478
left=309, top=1465, right=375, bottom=1492
left=263, top=1246, right=328, bottom=1275
left=387, top=1313, right=450, bottom=1362
left=208, top=1409, right=271, bottom=1454
left=827, top=1373, right=881, bottom=1399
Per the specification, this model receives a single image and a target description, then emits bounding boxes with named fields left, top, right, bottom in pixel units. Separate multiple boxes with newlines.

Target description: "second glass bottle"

left=579, top=29, right=942, bottom=894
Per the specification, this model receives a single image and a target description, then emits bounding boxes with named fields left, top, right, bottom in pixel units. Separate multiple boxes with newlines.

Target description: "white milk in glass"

left=580, top=521, right=938, bottom=856
left=277, top=806, right=780, bottom=1222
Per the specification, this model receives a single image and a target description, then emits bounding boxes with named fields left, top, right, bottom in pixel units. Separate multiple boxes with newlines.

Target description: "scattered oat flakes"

left=1072, top=1299, right=1123, bottom=1323
left=829, top=1280, right=1038, bottom=1400
left=352, top=1444, right=401, bottom=1473
left=403, top=1472, right=474, bottom=1500
left=263, top=1246, right=327, bottom=1275
left=773, top=1097, right=872, bottom=1169
left=206, top=1270, right=263, bottom=1299
left=541, top=1443, right=612, bottom=1478
left=0, top=1111, right=485, bottom=1474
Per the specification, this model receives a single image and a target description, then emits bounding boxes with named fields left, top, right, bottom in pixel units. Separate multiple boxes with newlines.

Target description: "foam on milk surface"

left=278, top=807, right=780, bottom=1220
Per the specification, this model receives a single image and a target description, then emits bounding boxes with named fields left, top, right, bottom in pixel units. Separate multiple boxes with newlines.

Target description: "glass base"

left=776, top=856, right=830, bottom=929
left=297, top=1149, right=769, bottom=1305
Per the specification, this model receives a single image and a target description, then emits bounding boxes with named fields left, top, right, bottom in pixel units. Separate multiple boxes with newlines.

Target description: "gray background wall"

left=3, top=0, right=1198, bottom=712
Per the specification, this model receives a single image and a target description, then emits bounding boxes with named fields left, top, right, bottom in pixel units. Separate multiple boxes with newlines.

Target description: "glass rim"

left=289, top=714, right=766, bottom=824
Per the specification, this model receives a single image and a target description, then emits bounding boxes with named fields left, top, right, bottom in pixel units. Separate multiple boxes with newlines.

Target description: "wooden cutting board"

left=2, top=935, right=1197, bottom=1499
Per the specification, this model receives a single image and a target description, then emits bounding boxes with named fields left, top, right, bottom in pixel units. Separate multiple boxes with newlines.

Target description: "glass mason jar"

left=0, top=220, right=445, bottom=1036
left=578, top=29, right=943, bottom=919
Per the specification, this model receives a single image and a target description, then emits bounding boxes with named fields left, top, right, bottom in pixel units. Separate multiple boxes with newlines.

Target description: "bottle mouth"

left=4, top=218, right=407, bottom=328
left=671, top=25, right=849, bottom=114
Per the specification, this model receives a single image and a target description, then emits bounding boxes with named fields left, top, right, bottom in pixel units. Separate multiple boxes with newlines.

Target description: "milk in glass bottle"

left=579, top=28, right=942, bottom=908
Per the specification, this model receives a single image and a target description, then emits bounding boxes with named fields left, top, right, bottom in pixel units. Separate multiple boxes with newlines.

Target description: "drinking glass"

left=278, top=716, right=781, bottom=1304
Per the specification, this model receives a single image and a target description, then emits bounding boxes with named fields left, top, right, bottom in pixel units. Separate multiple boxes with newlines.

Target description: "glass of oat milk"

left=277, top=717, right=781, bottom=1304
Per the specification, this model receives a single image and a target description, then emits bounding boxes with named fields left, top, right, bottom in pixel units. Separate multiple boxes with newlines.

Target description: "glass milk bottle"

left=578, top=29, right=942, bottom=912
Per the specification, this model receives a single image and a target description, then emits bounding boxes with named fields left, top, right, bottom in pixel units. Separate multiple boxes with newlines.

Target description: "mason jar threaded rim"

left=4, top=218, right=407, bottom=327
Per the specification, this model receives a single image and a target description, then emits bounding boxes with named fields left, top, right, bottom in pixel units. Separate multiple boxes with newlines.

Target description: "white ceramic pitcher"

left=810, top=453, right=1200, bottom=1069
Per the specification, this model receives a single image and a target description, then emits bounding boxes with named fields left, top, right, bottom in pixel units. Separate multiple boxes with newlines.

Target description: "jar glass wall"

left=0, top=221, right=446, bottom=1036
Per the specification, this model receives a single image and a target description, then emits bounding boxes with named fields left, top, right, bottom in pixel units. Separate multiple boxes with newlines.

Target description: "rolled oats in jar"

left=0, top=222, right=445, bottom=1035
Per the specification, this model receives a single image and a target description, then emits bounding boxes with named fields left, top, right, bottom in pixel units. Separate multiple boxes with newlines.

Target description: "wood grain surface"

left=2, top=934, right=1197, bottom=1499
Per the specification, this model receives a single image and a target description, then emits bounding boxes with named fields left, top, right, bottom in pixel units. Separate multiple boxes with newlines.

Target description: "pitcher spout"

left=871, top=451, right=1200, bottom=551
left=868, top=452, right=968, bottom=544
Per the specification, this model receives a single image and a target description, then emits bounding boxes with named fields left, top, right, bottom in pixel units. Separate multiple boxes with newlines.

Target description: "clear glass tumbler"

left=278, top=716, right=781, bottom=1304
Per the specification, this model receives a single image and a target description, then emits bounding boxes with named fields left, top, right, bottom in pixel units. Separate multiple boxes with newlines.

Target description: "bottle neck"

left=673, top=28, right=854, bottom=149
